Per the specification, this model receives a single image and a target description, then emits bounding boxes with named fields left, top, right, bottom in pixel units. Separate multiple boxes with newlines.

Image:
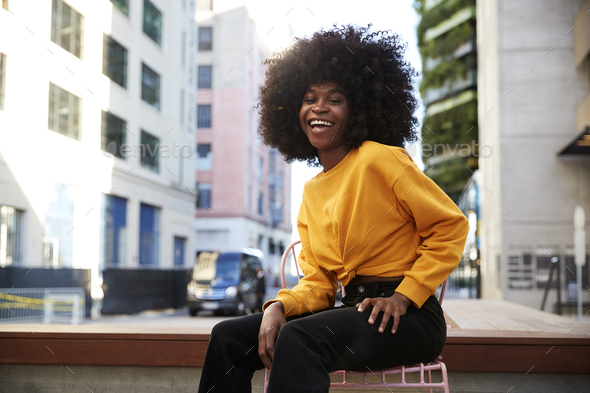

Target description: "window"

left=174, top=236, right=186, bottom=267
left=141, top=63, right=160, bottom=109
left=180, top=89, right=185, bottom=125
left=140, top=130, right=159, bottom=172
left=196, top=0, right=213, bottom=11
left=143, top=0, right=162, bottom=46
left=139, top=203, right=160, bottom=266
left=44, top=185, right=74, bottom=268
left=197, top=105, right=211, bottom=128
left=100, top=194, right=127, bottom=268
left=199, top=27, right=212, bottom=50
left=508, top=254, right=533, bottom=290
left=110, top=0, right=129, bottom=16
left=181, top=31, right=186, bottom=67
left=198, top=65, right=212, bottom=89
left=197, top=183, right=211, bottom=208
left=103, top=34, right=127, bottom=88
left=257, top=156, right=263, bottom=180
left=101, top=110, right=126, bottom=159
left=0, top=205, right=23, bottom=267
left=196, top=144, right=212, bottom=170
left=48, top=82, right=82, bottom=140
left=258, top=192, right=263, bottom=215
left=0, top=53, right=6, bottom=111
left=51, top=0, right=84, bottom=59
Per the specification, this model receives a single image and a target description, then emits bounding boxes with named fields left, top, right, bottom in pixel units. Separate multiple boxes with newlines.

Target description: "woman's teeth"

left=310, top=120, right=334, bottom=127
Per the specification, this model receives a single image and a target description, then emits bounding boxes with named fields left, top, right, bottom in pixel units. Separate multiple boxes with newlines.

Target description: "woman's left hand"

left=356, top=292, right=412, bottom=334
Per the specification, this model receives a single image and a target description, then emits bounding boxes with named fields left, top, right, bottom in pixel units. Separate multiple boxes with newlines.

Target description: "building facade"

left=477, top=0, right=590, bottom=311
left=194, top=1, right=292, bottom=276
left=415, top=0, right=479, bottom=202
left=0, top=0, right=197, bottom=298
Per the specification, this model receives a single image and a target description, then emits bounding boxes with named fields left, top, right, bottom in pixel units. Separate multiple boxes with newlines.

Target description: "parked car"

left=187, top=248, right=264, bottom=316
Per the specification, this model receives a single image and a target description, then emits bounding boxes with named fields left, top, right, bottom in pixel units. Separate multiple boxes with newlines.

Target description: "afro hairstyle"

left=257, top=24, right=420, bottom=167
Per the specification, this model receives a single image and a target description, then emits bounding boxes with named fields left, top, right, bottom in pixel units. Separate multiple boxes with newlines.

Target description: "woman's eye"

left=330, top=100, right=341, bottom=104
left=304, top=99, right=315, bottom=103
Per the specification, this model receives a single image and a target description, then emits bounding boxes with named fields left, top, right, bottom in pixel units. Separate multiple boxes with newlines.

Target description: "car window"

left=193, top=252, right=240, bottom=282
left=241, top=254, right=260, bottom=279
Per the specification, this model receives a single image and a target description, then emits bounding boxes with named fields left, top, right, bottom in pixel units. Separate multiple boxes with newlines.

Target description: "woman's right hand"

left=258, top=301, right=286, bottom=369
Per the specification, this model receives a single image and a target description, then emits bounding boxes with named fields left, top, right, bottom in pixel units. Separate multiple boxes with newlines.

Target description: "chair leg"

left=440, top=362, right=450, bottom=393
left=427, top=368, right=433, bottom=393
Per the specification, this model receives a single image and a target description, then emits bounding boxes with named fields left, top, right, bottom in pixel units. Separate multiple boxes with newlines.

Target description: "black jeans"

left=197, top=281, right=446, bottom=393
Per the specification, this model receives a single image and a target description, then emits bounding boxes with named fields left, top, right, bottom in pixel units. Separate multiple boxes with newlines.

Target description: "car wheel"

left=189, top=308, right=199, bottom=317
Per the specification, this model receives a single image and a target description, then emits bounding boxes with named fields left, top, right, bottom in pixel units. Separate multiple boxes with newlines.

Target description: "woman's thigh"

left=281, top=296, right=446, bottom=372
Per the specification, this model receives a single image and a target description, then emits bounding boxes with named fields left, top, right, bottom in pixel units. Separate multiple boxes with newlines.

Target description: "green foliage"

left=422, top=99, right=478, bottom=146
left=414, top=0, right=479, bottom=201
left=425, top=156, right=476, bottom=202
left=421, top=99, right=478, bottom=202
left=419, top=53, right=475, bottom=95
left=415, top=0, right=476, bottom=46
left=419, top=22, right=474, bottom=60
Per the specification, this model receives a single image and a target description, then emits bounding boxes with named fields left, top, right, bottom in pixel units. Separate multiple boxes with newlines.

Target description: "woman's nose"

left=312, top=102, right=328, bottom=112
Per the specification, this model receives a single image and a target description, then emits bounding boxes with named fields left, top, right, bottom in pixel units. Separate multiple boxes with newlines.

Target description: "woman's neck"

left=319, top=146, right=351, bottom=172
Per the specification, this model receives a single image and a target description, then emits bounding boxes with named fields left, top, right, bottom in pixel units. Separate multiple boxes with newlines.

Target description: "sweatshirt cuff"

left=262, top=290, right=299, bottom=317
left=395, top=276, right=433, bottom=309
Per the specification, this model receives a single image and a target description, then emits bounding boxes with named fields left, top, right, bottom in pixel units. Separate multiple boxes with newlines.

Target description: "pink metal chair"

left=263, top=240, right=450, bottom=393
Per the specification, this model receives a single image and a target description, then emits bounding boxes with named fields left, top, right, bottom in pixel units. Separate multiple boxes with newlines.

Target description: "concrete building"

left=193, top=1, right=292, bottom=276
left=0, top=0, right=197, bottom=298
left=477, top=0, right=590, bottom=311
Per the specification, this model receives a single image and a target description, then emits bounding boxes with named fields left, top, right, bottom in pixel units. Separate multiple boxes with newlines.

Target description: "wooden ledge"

left=0, top=325, right=211, bottom=367
left=1, top=300, right=589, bottom=373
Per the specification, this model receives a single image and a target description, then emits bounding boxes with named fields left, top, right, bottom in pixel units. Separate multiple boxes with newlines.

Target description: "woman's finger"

left=378, top=309, right=392, bottom=333
left=368, top=302, right=382, bottom=325
left=258, top=333, right=272, bottom=369
left=356, top=297, right=374, bottom=312
left=391, top=311, right=401, bottom=334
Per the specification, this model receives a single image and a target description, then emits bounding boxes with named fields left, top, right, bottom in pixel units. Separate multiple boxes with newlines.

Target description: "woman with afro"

left=197, top=25, right=468, bottom=393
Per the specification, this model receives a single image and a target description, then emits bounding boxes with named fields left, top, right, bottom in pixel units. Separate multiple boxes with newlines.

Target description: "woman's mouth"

left=309, top=119, right=334, bottom=133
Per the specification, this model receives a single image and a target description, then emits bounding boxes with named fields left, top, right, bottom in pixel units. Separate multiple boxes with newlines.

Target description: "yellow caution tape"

left=0, top=293, right=85, bottom=314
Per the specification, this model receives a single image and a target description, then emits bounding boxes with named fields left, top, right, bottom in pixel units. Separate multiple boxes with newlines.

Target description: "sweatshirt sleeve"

left=392, top=158, right=469, bottom=308
left=262, top=195, right=338, bottom=317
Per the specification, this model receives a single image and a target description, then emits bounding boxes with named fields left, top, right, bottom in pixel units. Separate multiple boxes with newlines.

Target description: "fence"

left=0, top=287, right=85, bottom=324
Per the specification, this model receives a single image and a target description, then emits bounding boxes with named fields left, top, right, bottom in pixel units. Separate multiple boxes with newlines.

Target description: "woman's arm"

left=258, top=196, right=338, bottom=367
left=262, top=199, right=338, bottom=317
left=392, top=159, right=469, bottom=308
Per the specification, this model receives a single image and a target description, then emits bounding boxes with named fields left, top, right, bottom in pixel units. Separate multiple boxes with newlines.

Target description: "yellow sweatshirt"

left=264, top=140, right=469, bottom=317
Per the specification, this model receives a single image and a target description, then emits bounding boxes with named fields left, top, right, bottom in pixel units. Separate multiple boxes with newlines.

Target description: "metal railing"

left=0, top=287, right=85, bottom=324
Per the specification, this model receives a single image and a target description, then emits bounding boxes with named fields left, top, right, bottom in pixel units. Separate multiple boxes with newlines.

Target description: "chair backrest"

left=280, top=239, right=448, bottom=306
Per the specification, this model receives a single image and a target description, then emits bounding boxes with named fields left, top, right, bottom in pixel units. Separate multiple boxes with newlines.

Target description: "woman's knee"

left=275, top=318, right=323, bottom=352
left=211, top=314, right=262, bottom=340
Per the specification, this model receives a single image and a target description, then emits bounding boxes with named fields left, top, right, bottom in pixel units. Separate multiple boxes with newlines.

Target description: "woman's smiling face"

left=299, top=80, right=351, bottom=153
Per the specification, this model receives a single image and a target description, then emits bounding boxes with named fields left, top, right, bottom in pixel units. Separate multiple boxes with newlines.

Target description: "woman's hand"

left=356, top=292, right=412, bottom=334
left=258, top=302, right=287, bottom=369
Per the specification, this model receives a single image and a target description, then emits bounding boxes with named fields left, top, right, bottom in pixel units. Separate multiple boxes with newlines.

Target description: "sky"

left=230, top=0, right=425, bottom=240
